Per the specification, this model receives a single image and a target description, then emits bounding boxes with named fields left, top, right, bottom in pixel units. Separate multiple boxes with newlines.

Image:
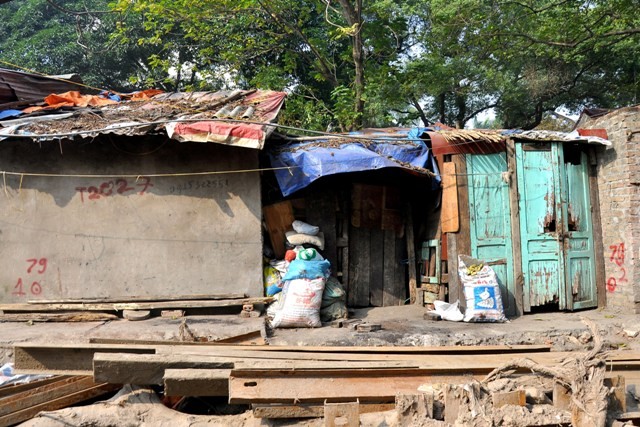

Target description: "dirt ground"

left=4, top=305, right=640, bottom=427
left=2, top=304, right=640, bottom=364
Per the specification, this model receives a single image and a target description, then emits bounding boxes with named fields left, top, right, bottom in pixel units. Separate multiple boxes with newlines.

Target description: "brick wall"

left=579, top=106, right=640, bottom=312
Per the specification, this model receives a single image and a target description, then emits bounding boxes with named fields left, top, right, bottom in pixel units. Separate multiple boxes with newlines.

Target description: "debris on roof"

left=0, top=89, right=287, bottom=149
left=513, top=129, right=611, bottom=146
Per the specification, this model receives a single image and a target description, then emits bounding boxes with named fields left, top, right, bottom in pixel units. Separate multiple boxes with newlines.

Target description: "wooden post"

left=406, top=203, right=417, bottom=304
left=506, top=139, right=525, bottom=315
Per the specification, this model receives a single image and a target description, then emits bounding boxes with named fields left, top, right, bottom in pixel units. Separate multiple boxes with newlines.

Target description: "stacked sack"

left=271, top=247, right=330, bottom=328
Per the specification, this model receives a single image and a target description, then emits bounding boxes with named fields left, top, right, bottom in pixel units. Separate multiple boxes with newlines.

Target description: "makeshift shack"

left=264, top=128, right=442, bottom=307
left=0, top=89, right=286, bottom=302
left=431, top=129, right=609, bottom=316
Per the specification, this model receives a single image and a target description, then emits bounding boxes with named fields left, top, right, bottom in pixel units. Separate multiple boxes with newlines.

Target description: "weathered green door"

left=516, top=142, right=597, bottom=310
left=467, top=153, right=516, bottom=316
left=560, top=147, right=598, bottom=309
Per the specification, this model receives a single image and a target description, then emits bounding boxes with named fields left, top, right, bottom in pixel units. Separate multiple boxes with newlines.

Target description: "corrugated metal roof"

left=0, top=89, right=287, bottom=149
left=0, top=68, right=84, bottom=105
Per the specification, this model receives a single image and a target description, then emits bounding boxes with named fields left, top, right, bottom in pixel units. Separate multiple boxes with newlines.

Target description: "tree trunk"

left=455, top=92, right=466, bottom=129
left=437, top=93, right=446, bottom=124
left=338, top=0, right=365, bottom=129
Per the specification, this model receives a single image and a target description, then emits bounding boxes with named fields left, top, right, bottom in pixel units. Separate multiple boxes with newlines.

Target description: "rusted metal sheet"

left=0, top=68, right=84, bottom=104
left=467, top=153, right=516, bottom=316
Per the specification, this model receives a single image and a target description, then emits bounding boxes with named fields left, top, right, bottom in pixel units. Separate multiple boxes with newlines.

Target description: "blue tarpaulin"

left=270, top=128, right=440, bottom=196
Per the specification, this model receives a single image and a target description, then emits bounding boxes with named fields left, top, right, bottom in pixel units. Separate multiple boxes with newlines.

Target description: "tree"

left=0, top=0, right=178, bottom=92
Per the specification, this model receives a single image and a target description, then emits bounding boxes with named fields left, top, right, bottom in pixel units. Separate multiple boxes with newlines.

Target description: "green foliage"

left=2, top=0, right=638, bottom=130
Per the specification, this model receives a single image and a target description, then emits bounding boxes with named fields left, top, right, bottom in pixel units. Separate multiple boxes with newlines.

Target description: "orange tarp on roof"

left=23, top=91, right=117, bottom=113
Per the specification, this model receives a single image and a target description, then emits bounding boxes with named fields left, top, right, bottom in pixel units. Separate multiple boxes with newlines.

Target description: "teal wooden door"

left=467, top=153, right=516, bottom=316
left=516, top=142, right=597, bottom=310
left=560, top=147, right=597, bottom=309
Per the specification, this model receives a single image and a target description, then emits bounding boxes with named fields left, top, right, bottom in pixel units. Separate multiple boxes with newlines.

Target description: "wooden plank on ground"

left=325, top=401, right=359, bottom=427
left=441, top=162, right=459, bottom=233
left=229, top=370, right=481, bottom=404
left=0, top=376, right=65, bottom=399
left=86, top=341, right=551, bottom=354
left=0, top=297, right=273, bottom=313
left=89, top=328, right=266, bottom=347
left=0, top=376, right=96, bottom=417
left=262, top=201, right=294, bottom=258
left=13, top=344, right=155, bottom=375
left=369, top=228, right=384, bottom=307
left=253, top=403, right=394, bottom=419
left=27, top=293, right=247, bottom=304
left=0, top=382, right=118, bottom=427
left=348, top=225, right=371, bottom=307
left=0, top=312, right=118, bottom=322
left=94, top=353, right=235, bottom=385
left=164, top=369, right=229, bottom=396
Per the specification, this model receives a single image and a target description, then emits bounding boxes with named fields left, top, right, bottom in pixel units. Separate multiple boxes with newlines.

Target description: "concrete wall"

left=0, top=136, right=263, bottom=302
left=580, top=106, right=640, bottom=312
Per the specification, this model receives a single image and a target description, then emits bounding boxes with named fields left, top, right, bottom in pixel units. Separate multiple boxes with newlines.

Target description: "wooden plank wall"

left=348, top=184, right=406, bottom=307
left=348, top=227, right=405, bottom=307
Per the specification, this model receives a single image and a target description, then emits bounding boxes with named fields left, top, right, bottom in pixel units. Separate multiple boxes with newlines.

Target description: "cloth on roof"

left=20, top=89, right=165, bottom=114
left=269, top=128, right=439, bottom=196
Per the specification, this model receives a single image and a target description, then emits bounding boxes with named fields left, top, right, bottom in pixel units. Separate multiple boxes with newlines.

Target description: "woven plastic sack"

left=271, top=278, right=325, bottom=328
left=459, top=255, right=507, bottom=322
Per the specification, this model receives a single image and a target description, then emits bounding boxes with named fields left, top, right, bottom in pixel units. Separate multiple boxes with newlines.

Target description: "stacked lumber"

left=0, top=375, right=118, bottom=427
left=0, top=294, right=274, bottom=321
left=12, top=341, right=640, bottom=426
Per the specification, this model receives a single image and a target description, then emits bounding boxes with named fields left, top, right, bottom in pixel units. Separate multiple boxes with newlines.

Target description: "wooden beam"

left=229, top=370, right=482, bottom=404
left=406, top=203, right=418, bottom=305
left=441, top=162, right=460, bottom=233
left=93, top=353, right=235, bottom=385
left=0, top=383, right=118, bottom=426
left=164, top=369, right=229, bottom=396
left=14, top=344, right=155, bottom=375
left=506, top=139, right=525, bottom=316
left=27, top=293, right=247, bottom=304
left=0, top=312, right=118, bottom=322
left=263, top=201, right=294, bottom=258
left=0, top=376, right=96, bottom=417
left=252, top=403, right=395, bottom=419
left=0, top=376, right=68, bottom=399
left=0, top=297, right=274, bottom=313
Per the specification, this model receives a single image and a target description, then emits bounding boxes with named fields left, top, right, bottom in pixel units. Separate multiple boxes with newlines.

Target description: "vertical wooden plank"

left=506, top=139, right=524, bottom=315
left=405, top=203, right=418, bottom=304
left=339, top=190, right=350, bottom=287
left=348, top=225, right=371, bottom=307
left=395, top=233, right=407, bottom=305
left=369, top=229, right=384, bottom=306
left=382, top=230, right=405, bottom=307
left=306, top=190, right=338, bottom=270
left=447, top=155, right=470, bottom=308
left=588, top=148, right=606, bottom=309
left=441, top=162, right=459, bottom=233
left=262, top=201, right=294, bottom=259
